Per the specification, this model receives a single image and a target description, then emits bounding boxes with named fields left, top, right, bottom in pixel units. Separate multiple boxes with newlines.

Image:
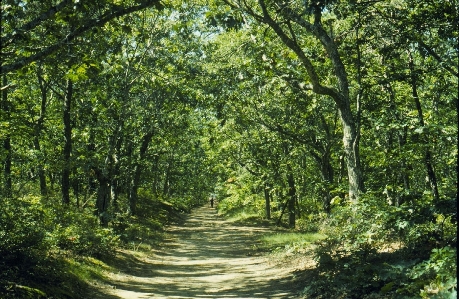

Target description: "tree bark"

left=35, top=69, right=49, bottom=196
left=286, top=164, right=296, bottom=228
left=94, top=168, right=110, bottom=226
left=61, top=79, right=73, bottom=204
left=128, top=130, right=154, bottom=216
left=408, top=51, right=440, bottom=202
left=230, top=0, right=365, bottom=201
left=385, top=79, right=410, bottom=206
left=1, top=75, right=12, bottom=198
left=264, top=182, right=271, bottom=220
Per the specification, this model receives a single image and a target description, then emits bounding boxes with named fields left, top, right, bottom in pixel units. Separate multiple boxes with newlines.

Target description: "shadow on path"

left=103, top=206, right=303, bottom=299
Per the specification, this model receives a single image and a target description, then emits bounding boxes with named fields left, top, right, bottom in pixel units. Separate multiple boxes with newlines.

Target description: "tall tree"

left=0, top=0, right=164, bottom=75
left=1, top=75, right=12, bottom=198
left=222, top=0, right=365, bottom=201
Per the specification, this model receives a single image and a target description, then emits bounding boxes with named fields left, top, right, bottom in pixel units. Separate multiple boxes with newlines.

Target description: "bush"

left=53, top=209, right=119, bottom=259
left=296, top=213, right=327, bottom=233
left=408, top=246, right=457, bottom=299
left=303, top=193, right=458, bottom=298
left=0, top=196, right=49, bottom=265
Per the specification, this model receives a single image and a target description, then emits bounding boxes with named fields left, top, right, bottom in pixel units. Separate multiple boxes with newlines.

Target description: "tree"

left=221, top=0, right=365, bottom=201
left=0, top=0, right=163, bottom=75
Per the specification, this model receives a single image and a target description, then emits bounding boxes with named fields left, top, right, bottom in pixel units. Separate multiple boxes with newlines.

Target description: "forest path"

left=100, top=205, right=307, bottom=299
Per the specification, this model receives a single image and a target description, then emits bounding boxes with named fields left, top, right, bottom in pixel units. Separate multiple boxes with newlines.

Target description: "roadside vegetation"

left=0, top=191, right=191, bottom=298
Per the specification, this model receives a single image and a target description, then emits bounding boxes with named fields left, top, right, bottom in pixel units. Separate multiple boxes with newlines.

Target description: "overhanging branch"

left=1, top=0, right=162, bottom=75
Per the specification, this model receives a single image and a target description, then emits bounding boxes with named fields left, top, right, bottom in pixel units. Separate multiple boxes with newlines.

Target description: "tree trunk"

left=128, top=166, right=141, bottom=216
left=251, top=1, right=365, bottom=201
left=339, top=103, right=364, bottom=202
left=62, top=79, right=73, bottom=204
left=408, top=51, right=440, bottom=202
left=163, top=162, right=171, bottom=196
left=111, top=164, right=119, bottom=211
left=108, top=126, right=122, bottom=212
left=152, top=154, right=160, bottom=196
left=94, top=168, right=110, bottom=226
left=33, top=136, right=47, bottom=197
left=1, top=75, right=12, bottom=198
left=286, top=164, right=296, bottom=228
left=35, top=69, right=48, bottom=196
left=385, top=79, right=410, bottom=206
left=128, top=131, right=153, bottom=215
left=264, top=182, right=271, bottom=220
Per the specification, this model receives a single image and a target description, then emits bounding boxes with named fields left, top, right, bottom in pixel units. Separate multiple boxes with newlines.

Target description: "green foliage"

left=409, top=246, right=457, bottom=299
left=261, top=232, right=326, bottom=254
left=1, top=0, right=457, bottom=297
left=303, top=194, right=458, bottom=298
left=218, top=176, right=265, bottom=218
left=0, top=197, right=49, bottom=281
left=54, top=221, right=119, bottom=259
left=0, top=195, right=118, bottom=298
left=295, top=213, right=328, bottom=233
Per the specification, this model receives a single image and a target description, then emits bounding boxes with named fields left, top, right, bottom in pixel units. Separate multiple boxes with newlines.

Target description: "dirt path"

left=102, top=206, right=305, bottom=299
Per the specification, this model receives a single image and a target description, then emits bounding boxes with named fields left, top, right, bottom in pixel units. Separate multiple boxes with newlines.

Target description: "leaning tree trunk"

left=339, top=105, right=364, bottom=202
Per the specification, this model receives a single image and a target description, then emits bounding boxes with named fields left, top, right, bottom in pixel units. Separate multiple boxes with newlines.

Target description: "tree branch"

left=1, top=0, right=162, bottom=75
left=1, top=0, right=73, bottom=48
left=418, top=40, right=459, bottom=78
left=256, top=0, right=343, bottom=102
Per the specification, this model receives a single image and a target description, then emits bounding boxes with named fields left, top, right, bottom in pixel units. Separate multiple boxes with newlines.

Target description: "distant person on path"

left=210, top=196, right=214, bottom=208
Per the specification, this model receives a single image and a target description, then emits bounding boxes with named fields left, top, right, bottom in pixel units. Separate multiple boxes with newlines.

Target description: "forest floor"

left=93, top=205, right=315, bottom=299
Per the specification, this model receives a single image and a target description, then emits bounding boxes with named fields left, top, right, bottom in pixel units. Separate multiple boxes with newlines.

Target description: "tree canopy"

left=1, top=0, right=457, bottom=298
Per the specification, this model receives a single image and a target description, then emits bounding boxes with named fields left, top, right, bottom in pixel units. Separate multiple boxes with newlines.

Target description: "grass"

left=226, top=212, right=274, bottom=226
left=0, top=194, right=187, bottom=299
left=223, top=210, right=327, bottom=253
left=260, top=232, right=327, bottom=252
left=65, top=256, right=111, bottom=281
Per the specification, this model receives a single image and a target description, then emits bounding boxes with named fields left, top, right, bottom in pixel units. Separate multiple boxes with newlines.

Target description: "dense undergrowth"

left=301, top=194, right=457, bottom=299
left=0, top=189, right=191, bottom=299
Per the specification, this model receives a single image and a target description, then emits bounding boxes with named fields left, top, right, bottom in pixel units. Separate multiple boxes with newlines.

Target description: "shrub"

left=0, top=197, right=49, bottom=265
left=408, top=246, right=457, bottom=299
left=53, top=210, right=119, bottom=259
left=303, top=193, right=458, bottom=298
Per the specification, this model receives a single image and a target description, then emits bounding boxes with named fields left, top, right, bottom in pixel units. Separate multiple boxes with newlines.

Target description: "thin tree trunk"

left=1, top=75, right=12, bottom=198
left=107, top=125, right=122, bottom=212
left=128, top=166, right=141, bottom=216
left=62, top=79, right=73, bottom=204
left=152, top=154, right=160, bottom=196
left=264, top=182, right=271, bottom=220
left=408, top=51, right=440, bottom=202
left=163, top=162, right=171, bottom=196
left=386, top=79, right=410, bottom=206
left=94, top=168, right=110, bottom=226
left=36, top=69, right=48, bottom=196
left=286, top=164, right=296, bottom=228
left=33, top=137, right=47, bottom=196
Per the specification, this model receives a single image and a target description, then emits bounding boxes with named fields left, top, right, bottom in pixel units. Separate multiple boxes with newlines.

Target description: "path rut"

left=103, top=206, right=303, bottom=299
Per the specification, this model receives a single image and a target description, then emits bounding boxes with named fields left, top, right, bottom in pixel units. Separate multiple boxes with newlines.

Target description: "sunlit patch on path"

left=103, top=206, right=302, bottom=298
